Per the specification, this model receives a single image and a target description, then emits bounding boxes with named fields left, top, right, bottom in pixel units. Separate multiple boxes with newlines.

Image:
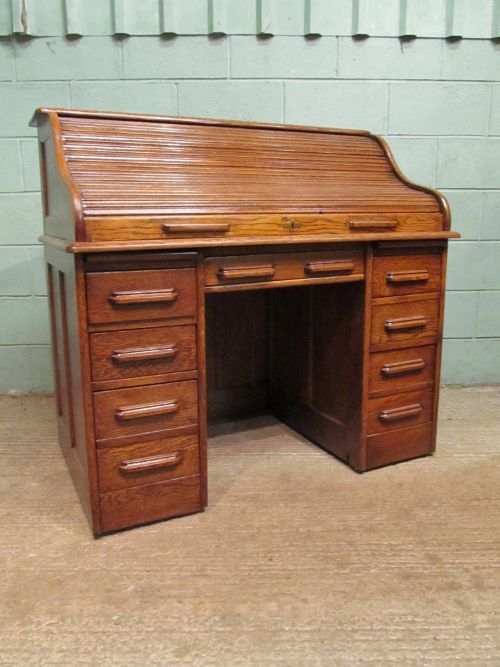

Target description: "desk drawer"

left=87, top=268, right=196, bottom=325
left=85, top=213, right=443, bottom=242
left=204, top=249, right=364, bottom=289
left=100, top=475, right=202, bottom=533
left=370, top=295, right=440, bottom=349
left=97, top=433, right=199, bottom=492
left=372, top=252, right=442, bottom=297
left=93, top=380, right=198, bottom=445
left=367, top=388, right=433, bottom=435
left=368, top=345, right=436, bottom=396
left=90, top=325, right=197, bottom=382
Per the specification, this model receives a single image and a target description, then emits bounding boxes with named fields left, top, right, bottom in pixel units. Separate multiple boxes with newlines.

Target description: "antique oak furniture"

left=32, top=108, right=458, bottom=536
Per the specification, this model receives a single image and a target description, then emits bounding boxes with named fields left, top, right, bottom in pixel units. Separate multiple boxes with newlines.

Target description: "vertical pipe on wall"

left=63, top=0, right=84, bottom=37
left=256, top=0, right=273, bottom=36
left=399, top=0, right=416, bottom=38
left=11, top=0, right=26, bottom=34
left=304, top=0, right=316, bottom=36
left=492, top=0, right=500, bottom=39
left=159, top=0, right=175, bottom=33
left=112, top=0, right=130, bottom=35
left=445, top=0, right=458, bottom=38
left=208, top=0, right=229, bottom=35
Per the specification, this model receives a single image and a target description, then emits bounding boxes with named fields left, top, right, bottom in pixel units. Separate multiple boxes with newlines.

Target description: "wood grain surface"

left=93, top=380, right=198, bottom=444
left=89, top=325, right=197, bottom=381
left=97, top=433, right=200, bottom=492
left=57, top=115, right=441, bottom=217
left=86, top=268, right=197, bottom=324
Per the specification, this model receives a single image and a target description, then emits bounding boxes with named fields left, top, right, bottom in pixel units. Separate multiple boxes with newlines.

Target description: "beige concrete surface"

left=0, top=387, right=499, bottom=666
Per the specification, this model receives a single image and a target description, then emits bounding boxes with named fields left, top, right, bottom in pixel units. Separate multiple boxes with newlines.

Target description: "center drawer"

left=204, top=248, right=364, bottom=289
left=93, top=380, right=198, bottom=445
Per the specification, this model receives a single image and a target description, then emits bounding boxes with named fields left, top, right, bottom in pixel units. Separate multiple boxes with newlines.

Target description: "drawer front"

left=205, top=249, right=364, bottom=287
left=93, top=380, right=198, bottom=444
left=368, top=345, right=436, bottom=395
left=90, top=325, right=197, bottom=382
left=366, top=423, right=434, bottom=469
left=97, top=434, right=199, bottom=492
left=370, top=296, right=440, bottom=348
left=99, top=475, right=202, bottom=533
left=372, top=252, right=442, bottom=298
left=85, top=213, right=443, bottom=242
left=87, top=268, right=196, bottom=324
left=367, top=388, right=433, bottom=435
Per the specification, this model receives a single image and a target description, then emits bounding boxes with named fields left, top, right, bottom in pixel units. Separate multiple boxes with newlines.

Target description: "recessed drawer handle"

left=162, top=223, right=230, bottom=234
left=109, top=288, right=178, bottom=305
left=381, top=358, right=426, bottom=376
left=119, top=451, right=183, bottom=474
left=386, top=270, right=430, bottom=284
left=218, top=264, right=275, bottom=281
left=115, top=399, right=179, bottom=421
left=111, top=344, right=178, bottom=364
left=385, top=316, right=427, bottom=332
left=304, top=260, right=355, bottom=275
left=379, top=403, right=423, bottom=423
left=349, top=220, right=399, bottom=230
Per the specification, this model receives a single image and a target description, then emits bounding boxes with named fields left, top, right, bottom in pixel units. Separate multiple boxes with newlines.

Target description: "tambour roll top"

left=31, top=108, right=450, bottom=247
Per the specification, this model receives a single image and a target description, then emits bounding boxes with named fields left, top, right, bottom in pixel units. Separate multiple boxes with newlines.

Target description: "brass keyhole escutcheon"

left=282, top=219, right=303, bottom=231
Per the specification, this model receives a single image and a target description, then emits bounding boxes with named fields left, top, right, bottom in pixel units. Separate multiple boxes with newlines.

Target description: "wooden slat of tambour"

left=59, top=116, right=372, bottom=142
left=57, top=116, right=440, bottom=218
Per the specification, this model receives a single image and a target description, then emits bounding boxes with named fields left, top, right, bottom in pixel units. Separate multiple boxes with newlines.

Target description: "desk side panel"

left=44, top=244, right=100, bottom=533
left=36, top=113, right=83, bottom=241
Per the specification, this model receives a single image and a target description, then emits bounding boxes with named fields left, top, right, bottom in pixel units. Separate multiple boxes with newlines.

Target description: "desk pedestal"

left=44, top=241, right=446, bottom=535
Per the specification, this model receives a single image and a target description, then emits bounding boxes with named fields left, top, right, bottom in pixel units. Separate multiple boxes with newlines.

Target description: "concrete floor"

left=0, top=387, right=499, bottom=666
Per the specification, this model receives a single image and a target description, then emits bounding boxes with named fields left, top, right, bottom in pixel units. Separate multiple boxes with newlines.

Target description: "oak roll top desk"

left=32, top=108, right=458, bottom=536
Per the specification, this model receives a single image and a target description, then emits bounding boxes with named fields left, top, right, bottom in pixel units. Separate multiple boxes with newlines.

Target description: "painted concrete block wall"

left=0, top=35, right=499, bottom=392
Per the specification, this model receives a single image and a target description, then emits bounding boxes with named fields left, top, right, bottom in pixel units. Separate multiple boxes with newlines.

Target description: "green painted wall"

left=0, top=34, right=499, bottom=392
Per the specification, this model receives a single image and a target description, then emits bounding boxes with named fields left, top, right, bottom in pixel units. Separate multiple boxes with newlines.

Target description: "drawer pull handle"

left=218, top=264, right=275, bottom=281
left=162, top=223, right=230, bottom=234
left=386, top=270, right=430, bottom=284
left=381, top=358, right=426, bottom=376
left=379, top=403, right=423, bottom=423
left=115, top=399, right=179, bottom=421
left=111, top=344, right=178, bottom=364
left=119, top=451, right=183, bottom=474
left=349, top=220, right=399, bottom=230
left=385, top=316, right=427, bottom=332
left=109, top=288, right=178, bottom=305
left=304, top=260, right=355, bottom=275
